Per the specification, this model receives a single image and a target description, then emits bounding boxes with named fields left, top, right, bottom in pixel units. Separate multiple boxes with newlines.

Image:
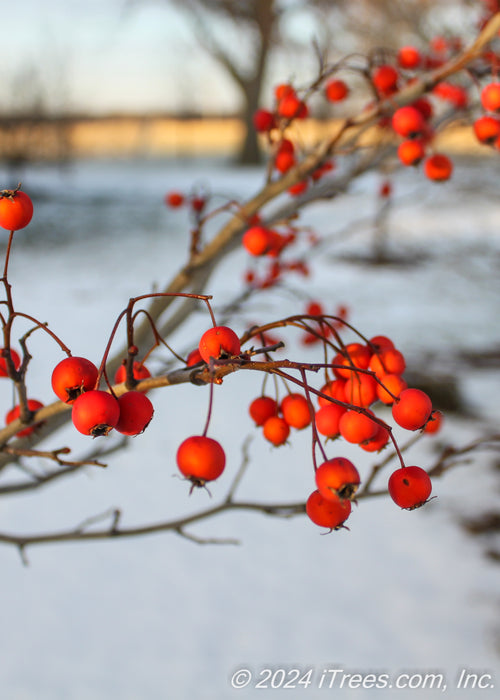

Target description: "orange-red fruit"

left=423, top=410, right=443, bottom=434
left=376, top=373, right=407, bottom=405
left=280, top=393, right=312, bottom=430
left=0, top=347, right=21, bottom=377
left=176, top=435, right=226, bottom=486
left=274, top=149, right=296, bottom=173
left=325, top=79, right=349, bottom=102
left=306, top=490, right=352, bottom=530
left=372, top=64, right=399, bottom=95
left=315, top=457, right=360, bottom=501
left=473, top=115, right=500, bottom=144
left=5, top=399, right=45, bottom=438
left=253, top=108, right=275, bottom=132
left=392, top=388, right=432, bottom=430
left=360, top=423, right=390, bottom=452
left=392, top=106, right=425, bottom=138
left=398, top=139, right=425, bottom=166
left=198, top=326, right=241, bottom=363
left=480, top=82, right=500, bottom=112
left=71, top=390, right=120, bottom=437
left=114, top=361, right=151, bottom=385
left=339, top=409, right=378, bottom=444
left=249, top=396, right=278, bottom=426
left=242, top=225, right=273, bottom=256
left=369, top=348, right=406, bottom=378
left=315, top=403, right=347, bottom=438
left=424, top=153, right=453, bottom=181
left=0, top=190, right=34, bottom=231
left=115, top=391, right=154, bottom=436
left=369, top=335, right=395, bottom=353
left=333, top=342, right=371, bottom=379
left=262, top=415, right=290, bottom=446
left=388, top=465, right=432, bottom=509
left=344, top=373, right=378, bottom=407
left=397, top=46, right=421, bottom=69
left=186, top=348, right=203, bottom=366
left=51, top=356, right=99, bottom=404
left=318, top=379, right=346, bottom=407
left=165, top=191, right=184, bottom=208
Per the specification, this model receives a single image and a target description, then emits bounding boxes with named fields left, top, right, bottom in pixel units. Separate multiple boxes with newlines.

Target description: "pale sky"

left=0, top=0, right=319, bottom=116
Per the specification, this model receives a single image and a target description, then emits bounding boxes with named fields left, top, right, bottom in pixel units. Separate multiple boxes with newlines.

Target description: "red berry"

left=198, top=326, right=241, bottom=363
left=0, top=347, right=21, bottom=377
left=481, top=82, right=500, bottom=112
left=115, top=391, right=154, bottom=436
left=325, top=79, right=349, bottom=102
left=242, top=226, right=274, bottom=256
left=392, top=106, right=425, bottom=138
left=318, top=379, right=346, bottom=407
left=165, top=191, right=184, bottom=208
left=262, top=415, right=290, bottom=446
left=397, top=46, right=421, bottom=69
left=339, top=409, right=378, bottom=444
left=71, top=390, right=120, bottom=437
left=281, top=393, right=312, bottom=430
left=423, top=410, right=443, bottom=434
left=372, top=64, right=399, bottom=95
left=306, top=490, right=351, bottom=530
left=176, top=435, right=226, bottom=487
left=249, top=396, right=278, bottom=426
left=114, top=361, right=151, bottom=385
left=423, top=154, right=453, bottom=182
left=315, top=403, right=346, bottom=438
left=315, top=457, right=360, bottom=501
left=0, top=190, right=34, bottom=231
left=392, top=388, right=432, bottom=430
left=344, top=373, right=378, bottom=407
left=376, top=373, right=407, bottom=405
left=473, top=115, right=500, bottom=144
left=51, top=356, right=99, bottom=404
left=5, top=399, right=44, bottom=438
left=333, top=342, right=371, bottom=379
left=253, top=108, right=275, bottom=132
left=186, top=348, right=203, bottom=366
left=397, top=139, right=425, bottom=166
left=388, top=466, right=432, bottom=509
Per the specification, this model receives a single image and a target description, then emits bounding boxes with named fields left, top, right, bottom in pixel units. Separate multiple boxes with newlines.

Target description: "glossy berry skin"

left=176, top=435, right=226, bottom=487
left=280, top=393, right=312, bottom=430
left=372, top=64, right=399, bottom=95
left=6, top=399, right=44, bottom=438
left=315, top=457, right=360, bottom=501
left=115, top=391, right=154, bottom=436
left=51, top=356, right=99, bottom=404
left=388, top=466, right=432, bottom=509
left=480, top=82, right=500, bottom=112
left=392, top=388, right=432, bottom=431
left=0, top=347, right=21, bottom=377
left=186, top=348, right=203, bottom=367
left=306, top=490, right=351, bottom=530
left=0, top=190, right=33, bottom=231
left=114, top=361, right=151, bottom=384
left=71, top=390, right=120, bottom=437
left=262, top=415, right=290, bottom=446
left=249, top=396, right=278, bottom=426
left=198, top=326, right=241, bottom=363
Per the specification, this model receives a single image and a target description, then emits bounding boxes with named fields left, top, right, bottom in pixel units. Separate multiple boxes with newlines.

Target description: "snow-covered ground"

left=0, top=157, right=499, bottom=699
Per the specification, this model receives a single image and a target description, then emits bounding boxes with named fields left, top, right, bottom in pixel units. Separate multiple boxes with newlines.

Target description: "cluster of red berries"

left=164, top=189, right=206, bottom=215
left=248, top=331, right=440, bottom=531
left=473, top=81, right=500, bottom=146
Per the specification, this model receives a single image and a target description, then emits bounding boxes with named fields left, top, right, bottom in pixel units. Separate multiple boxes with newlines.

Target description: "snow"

left=0, top=157, right=499, bottom=699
